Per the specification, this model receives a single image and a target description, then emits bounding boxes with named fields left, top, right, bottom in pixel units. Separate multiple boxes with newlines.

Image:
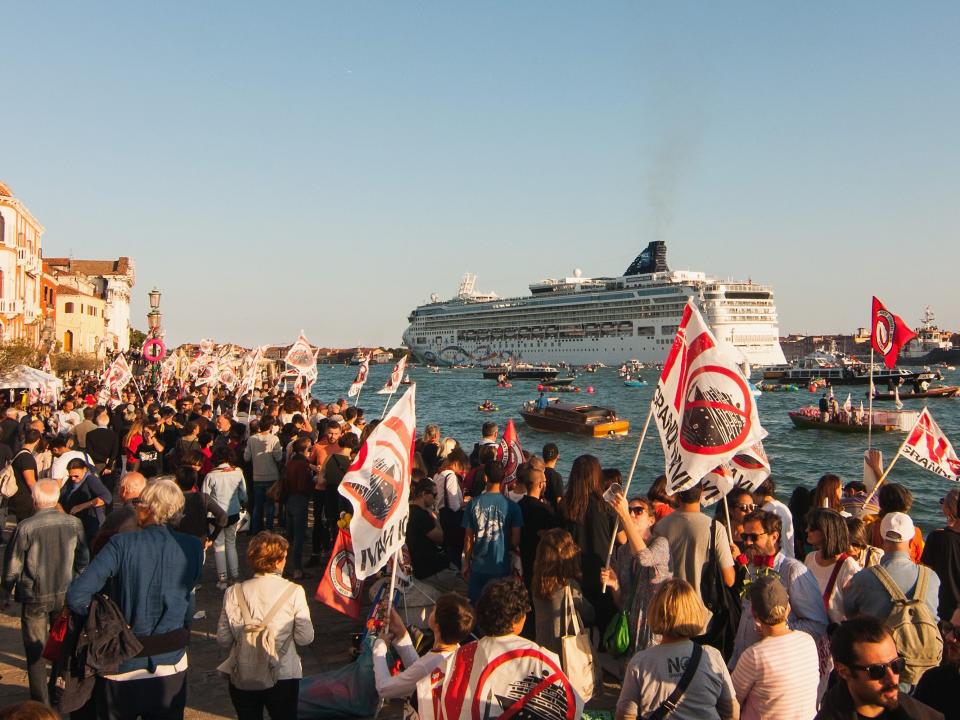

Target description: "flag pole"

left=861, top=430, right=913, bottom=507
left=867, top=348, right=875, bottom=449
left=380, top=391, right=395, bottom=420
left=602, top=405, right=654, bottom=593
left=722, top=495, right=735, bottom=545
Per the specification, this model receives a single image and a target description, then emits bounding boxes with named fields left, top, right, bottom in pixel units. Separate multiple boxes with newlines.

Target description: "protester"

left=844, top=511, right=942, bottom=686
left=322, top=432, right=360, bottom=540
left=91, top=470, right=146, bottom=553
left=531, top=528, right=595, bottom=656
left=804, top=508, right=860, bottom=623
left=812, top=473, right=845, bottom=513
left=85, top=408, right=119, bottom=488
left=440, top=576, right=583, bottom=719
left=516, top=461, right=558, bottom=588
left=216, top=532, right=314, bottom=720
left=731, top=509, right=828, bottom=670
left=846, top=515, right=884, bottom=569
left=2, top=480, right=88, bottom=703
left=405, top=477, right=464, bottom=593
left=373, top=595, right=475, bottom=718
left=601, top=493, right=671, bottom=652
left=461, top=461, right=523, bottom=603
left=561, top=454, right=622, bottom=630
left=646, top=474, right=676, bottom=521
left=913, top=606, right=960, bottom=719
left=716, top=488, right=755, bottom=551
left=817, top=616, right=943, bottom=719
left=541, top=442, right=564, bottom=509
left=58, top=457, right=112, bottom=545
left=868, top=483, right=925, bottom=563
left=244, top=418, right=283, bottom=534
left=174, top=466, right=227, bottom=547
left=753, top=477, right=796, bottom=559
left=434, top=447, right=469, bottom=565
left=730, top=576, right=820, bottom=720
left=280, top=435, right=314, bottom=579
left=67, top=478, right=203, bottom=720
left=922, top=487, right=960, bottom=621
left=7, top=429, right=41, bottom=523
left=615, top=578, right=738, bottom=720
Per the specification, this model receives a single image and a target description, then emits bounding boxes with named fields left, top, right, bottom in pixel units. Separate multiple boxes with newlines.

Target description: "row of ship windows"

left=414, top=324, right=681, bottom=344
left=416, top=309, right=688, bottom=331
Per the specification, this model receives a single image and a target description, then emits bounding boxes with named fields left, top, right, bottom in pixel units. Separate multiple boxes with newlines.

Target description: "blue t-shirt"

left=462, top=492, right=523, bottom=575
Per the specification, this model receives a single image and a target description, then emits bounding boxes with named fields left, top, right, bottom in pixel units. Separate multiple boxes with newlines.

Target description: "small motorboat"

left=870, top=385, right=959, bottom=401
left=477, top=403, right=499, bottom=412
left=623, top=378, right=647, bottom=388
left=521, top=401, right=629, bottom=437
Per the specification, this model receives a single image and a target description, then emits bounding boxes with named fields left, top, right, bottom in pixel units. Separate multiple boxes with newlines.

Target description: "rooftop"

left=0, top=181, right=12, bottom=197
left=45, top=257, right=133, bottom=276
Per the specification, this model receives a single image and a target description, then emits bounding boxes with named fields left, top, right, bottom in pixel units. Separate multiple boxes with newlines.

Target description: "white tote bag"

left=560, top=584, right=599, bottom=701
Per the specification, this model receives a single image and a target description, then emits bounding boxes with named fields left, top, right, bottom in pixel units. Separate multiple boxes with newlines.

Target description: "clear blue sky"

left=3, top=2, right=958, bottom=347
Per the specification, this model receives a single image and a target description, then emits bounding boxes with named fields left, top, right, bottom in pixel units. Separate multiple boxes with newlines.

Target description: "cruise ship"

left=402, top=242, right=787, bottom=368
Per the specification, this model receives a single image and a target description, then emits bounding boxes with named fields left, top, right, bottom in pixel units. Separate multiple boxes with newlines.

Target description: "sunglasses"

left=850, top=656, right=906, bottom=680
left=735, top=503, right=756, bottom=512
left=741, top=531, right=767, bottom=542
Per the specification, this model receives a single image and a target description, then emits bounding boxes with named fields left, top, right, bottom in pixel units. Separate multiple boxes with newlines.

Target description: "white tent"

left=0, top=364, right=63, bottom=402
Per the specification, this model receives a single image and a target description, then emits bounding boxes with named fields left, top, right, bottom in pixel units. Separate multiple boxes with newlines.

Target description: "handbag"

left=603, top=565, right=640, bottom=656
left=695, top=520, right=741, bottom=660
left=643, top=642, right=703, bottom=720
left=42, top=608, right=72, bottom=663
left=561, top=585, right=599, bottom=701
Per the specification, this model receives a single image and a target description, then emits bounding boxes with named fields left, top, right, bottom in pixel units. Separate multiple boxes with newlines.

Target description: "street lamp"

left=149, top=288, right=161, bottom=311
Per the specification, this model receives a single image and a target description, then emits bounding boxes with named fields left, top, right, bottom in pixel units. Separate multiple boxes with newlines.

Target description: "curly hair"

left=476, top=577, right=531, bottom=636
left=434, top=593, right=476, bottom=644
left=532, top=529, right=582, bottom=599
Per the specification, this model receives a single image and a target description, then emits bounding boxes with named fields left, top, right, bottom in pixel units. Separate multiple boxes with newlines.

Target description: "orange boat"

left=520, top=401, right=629, bottom=437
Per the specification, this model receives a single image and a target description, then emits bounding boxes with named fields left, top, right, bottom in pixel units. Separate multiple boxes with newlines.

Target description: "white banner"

left=377, top=356, right=407, bottom=395
left=899, top=408, right=960, bottom=482
left=652, top=299, right=767, bottom=494
left=339, top=386, right=416, bottom=579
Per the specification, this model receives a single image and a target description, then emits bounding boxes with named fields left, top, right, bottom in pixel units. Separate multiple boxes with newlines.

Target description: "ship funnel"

left=625, top=241, right=669, bottom=275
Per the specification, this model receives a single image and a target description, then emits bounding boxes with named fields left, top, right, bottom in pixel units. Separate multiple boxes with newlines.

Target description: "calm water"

left=309, top=364, right=960, bottom=533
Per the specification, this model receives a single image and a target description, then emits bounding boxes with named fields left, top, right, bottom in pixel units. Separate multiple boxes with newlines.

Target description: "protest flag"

left=339, top=385, right=416, bottom=580
left=652, top=299, right=767, bottom=494
left=315, top=528, right=361, bottom=619
left=871, top=297, right=918, bottom=369
left=496, top=418, right=524, bottom=495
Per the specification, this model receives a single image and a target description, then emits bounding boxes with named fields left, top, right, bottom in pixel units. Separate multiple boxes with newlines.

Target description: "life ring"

left=142, top=338, right=167, bottom=363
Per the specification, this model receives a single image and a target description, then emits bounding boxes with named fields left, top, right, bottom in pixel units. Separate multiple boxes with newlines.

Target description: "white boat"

left=402, top=242, right=786, bottom=367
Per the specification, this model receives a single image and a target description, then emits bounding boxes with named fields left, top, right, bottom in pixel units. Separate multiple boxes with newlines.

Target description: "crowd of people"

left=0, top=375, right=958, bottom=720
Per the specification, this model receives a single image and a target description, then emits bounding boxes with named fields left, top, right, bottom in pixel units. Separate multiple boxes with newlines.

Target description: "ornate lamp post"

left=144, top=288, right=165, bottom=387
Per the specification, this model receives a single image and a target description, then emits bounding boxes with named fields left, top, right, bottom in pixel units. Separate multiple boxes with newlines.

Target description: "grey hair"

left=118, top=471, right=147, bottom=498
left=32, top=479, right=61, bottom=508
left=139, top=478, right=185, bottom=525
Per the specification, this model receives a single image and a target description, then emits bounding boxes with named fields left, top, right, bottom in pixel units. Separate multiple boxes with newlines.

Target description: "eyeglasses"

left=850, top=656, right=906, bottom=680
left=741, top=531, right=767, bottom=542
left=628, top=506, right=646, bottom=516
left=735, top=503, right=756, bottom=512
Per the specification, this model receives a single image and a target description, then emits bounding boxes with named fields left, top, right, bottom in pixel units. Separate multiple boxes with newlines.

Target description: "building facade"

left=56, top=285, right=107, bottom=356
left=0, top=181, right=44, bottom=344
left=44, top=257, right=135, bottom=352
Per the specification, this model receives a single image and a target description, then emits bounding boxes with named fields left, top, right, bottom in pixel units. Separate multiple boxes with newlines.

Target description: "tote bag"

left=561, top=584, right=599, bottom=701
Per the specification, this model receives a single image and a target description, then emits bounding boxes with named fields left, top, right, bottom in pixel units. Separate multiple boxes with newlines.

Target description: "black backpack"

left=695, top=519, right=742, bottom=661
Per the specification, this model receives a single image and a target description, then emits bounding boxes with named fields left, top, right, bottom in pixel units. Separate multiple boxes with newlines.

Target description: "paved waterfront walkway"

left=0, top=532, right=621, bottom=717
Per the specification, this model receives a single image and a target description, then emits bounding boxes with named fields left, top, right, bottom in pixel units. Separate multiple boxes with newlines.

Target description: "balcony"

left=0, top=299, right=24, bottom=317
left=23, top=306, right=38, bottom=324
left=26, top=255, right=40, bottom=275
left=15, top=248, right=26, bottom=267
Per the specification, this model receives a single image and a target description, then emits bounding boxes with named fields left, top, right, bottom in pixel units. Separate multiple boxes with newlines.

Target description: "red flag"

left=315, top=529, right=362, bottom=619
left=496, top=418, right=524, bottom=495
left=871, top=297, right=917, bottom=369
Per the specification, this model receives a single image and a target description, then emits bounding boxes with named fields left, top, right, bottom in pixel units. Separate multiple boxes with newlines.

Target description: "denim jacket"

left=67, top=523, right=203, bottom=673
left=2, top=508, right=89, bottom=604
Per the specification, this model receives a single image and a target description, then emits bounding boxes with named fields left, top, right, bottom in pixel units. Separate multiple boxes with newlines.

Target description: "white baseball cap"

left=879, top=512, right=915, bottom=543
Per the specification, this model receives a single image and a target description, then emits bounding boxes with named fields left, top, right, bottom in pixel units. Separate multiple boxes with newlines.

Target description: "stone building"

left=0, top=181, right=44, bottom=343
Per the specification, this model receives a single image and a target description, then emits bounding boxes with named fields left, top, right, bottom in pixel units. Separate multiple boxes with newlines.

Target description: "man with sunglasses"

left=817, top=616, right=942, bottom=719
left=731, top=509, right=828, bottom=674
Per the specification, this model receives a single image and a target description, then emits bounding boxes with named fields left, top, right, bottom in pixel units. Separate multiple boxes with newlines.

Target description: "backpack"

left=869, top=564, right=942, bottom=685
left=217, top=582, right=299, bottom=690
left=0, top=450, right=31, bottom=498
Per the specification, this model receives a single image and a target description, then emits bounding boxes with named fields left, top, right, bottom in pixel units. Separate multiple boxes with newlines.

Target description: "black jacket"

left=815, top=679, right=944, bottom=720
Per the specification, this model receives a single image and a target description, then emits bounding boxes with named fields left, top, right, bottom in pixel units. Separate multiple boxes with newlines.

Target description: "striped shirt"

left=731, top=630, right=820, bottom=720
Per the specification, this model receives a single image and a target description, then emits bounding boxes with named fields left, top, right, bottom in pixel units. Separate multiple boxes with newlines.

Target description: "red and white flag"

left=98, top=354, right=133, bottom=406
left=339, top=385, right=416, bottom=579
left=496, top=418, right=524, bottom=495
left=347, top=356, right=370, bottom=398
left=315, top=528, right=361, bottom=619
left=700, top=442, right=771, bottom=507
left=871, top=297, right=917, bottom=369
left=899, top=408, right=960, bottom=482
left=652, top=299, right=767, bottom=494
left=377, top=356, right=407, bottom=395
left=284, top=331, right=317, bottom=373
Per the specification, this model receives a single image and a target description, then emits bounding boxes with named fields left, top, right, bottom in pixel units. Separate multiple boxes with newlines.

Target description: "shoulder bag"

left=695, top=519, right=741, bottom=660
left=561, top=584, right=600, bottom=701
left=643, top=642, right=703, bottom=720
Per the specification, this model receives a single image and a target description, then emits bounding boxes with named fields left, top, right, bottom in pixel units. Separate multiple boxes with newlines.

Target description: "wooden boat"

left=788, top=406, right=917, bottom=433
left=521, top=401, right=629, bottom=437
left=870, top=386, right=959, bottom=401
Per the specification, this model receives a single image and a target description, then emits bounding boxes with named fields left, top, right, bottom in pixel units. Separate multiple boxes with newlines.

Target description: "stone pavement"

left=0, top=532, right=621, bottom=717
